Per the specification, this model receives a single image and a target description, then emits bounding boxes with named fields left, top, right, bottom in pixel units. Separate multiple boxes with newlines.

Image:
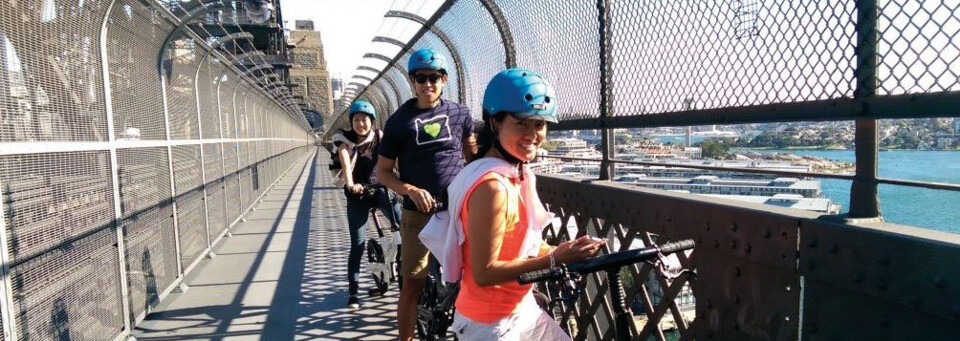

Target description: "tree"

left=696, top=139, right=729, bottom=159
left=541, top=140, right=561, bottom=151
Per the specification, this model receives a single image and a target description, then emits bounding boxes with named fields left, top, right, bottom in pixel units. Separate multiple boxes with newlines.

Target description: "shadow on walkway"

left=134, top=149, right=399, bottom=341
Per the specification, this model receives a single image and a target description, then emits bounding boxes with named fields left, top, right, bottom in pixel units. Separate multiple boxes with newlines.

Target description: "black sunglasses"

left=413, top=74, right=443, bottom=84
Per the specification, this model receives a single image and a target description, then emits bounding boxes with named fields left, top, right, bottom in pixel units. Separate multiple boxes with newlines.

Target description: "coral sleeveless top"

left=455, top=172, right=533, bottom=323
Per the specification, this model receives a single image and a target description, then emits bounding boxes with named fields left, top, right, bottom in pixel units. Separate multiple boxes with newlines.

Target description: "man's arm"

left=462, top=131, right=477, bottom=163
left=376, top=156, right=435, bottom=212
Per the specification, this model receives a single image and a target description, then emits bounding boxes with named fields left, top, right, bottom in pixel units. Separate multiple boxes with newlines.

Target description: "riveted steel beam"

left=384, top=10, right=467, bottom=103
left=535, top=175, right=813, bottom=340
left=243, top=63, right=274, bottom=75
left=233, top=51, right=267, bottom=64
left=380, top=73, right=404, bottom=105
left=158, top=1, right=231, bottom=72
left=357, top=65, right=383, bottom=74
left=477, top=0, right=516, bottom=68
left=325, top=0, right=458, bottom=137
left=373, top=35, right=407, bottom=48
left=211, top=32, right=255, bottom=48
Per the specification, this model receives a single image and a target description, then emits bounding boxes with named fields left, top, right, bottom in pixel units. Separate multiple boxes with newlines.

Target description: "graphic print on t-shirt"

left=414, top=115, right=452, bottom=146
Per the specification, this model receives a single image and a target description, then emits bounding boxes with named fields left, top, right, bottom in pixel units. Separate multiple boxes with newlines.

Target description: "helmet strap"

left=490, top=121, right=527, bottom=180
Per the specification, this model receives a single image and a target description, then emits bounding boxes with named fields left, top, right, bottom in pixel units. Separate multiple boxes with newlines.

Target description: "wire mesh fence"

left=330, top=0, right=960, bottom=134
left=0, top=0, right=314, bottom=340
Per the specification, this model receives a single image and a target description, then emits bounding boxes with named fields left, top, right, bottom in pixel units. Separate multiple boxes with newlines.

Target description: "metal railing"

left=0, top=0, right=314, bottom=340
left=330, top=0, right=960, bottom=340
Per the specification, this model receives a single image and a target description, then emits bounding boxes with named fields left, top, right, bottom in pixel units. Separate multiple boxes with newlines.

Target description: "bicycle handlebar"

left=518, top=239, right=695, bottom=284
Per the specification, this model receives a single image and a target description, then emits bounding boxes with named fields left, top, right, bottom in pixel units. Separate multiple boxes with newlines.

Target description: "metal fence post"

left=216, top=75, right=230, bottom=234
left=98, top=0, right=136, bottom=336
left=193, top=57, right=212, bottom=250
left=160, top=62, right=186, bottom=280
left=597, top=0, right=615, bottom=180
left=849, top=0, right=882, bottom=219
left=0, top=181, right=19, bottom=341
left=233, top=85, right=245, bottom=219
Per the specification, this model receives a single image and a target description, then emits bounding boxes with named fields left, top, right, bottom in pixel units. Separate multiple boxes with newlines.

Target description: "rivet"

left=730, top=239, right=737, bottom=249
left=714, top=240, right=720, bottom=249
left=828, top=242, right=839, bottom=254
left=731, top=223, right=738, bottom=232
left=733, top=323, right=740, bottom=331
left=744, top=243, right=752, bottom=254
left=808, top=238, right=818, bottom=249
left=706, top=300, right=713, bottom=309
left=853, top=272, right=864, bottom=283
left=734, top=295, right=741, bottom=304
left=734, top=267, right=741, bottom=277
left=705, top=223, right=711, bottom=231
left=780, top=229, right=789, bottom=240
left=877, top=279, right=888, bottom=291
left=763, top=228, right=772, bottom=239
left=696, top=236, right=703, bottom=244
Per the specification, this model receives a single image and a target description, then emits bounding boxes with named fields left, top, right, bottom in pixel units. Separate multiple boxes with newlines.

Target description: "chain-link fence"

left=0, top=0, right=314, bottom=340
left=331, top=0, right=960, bottom=131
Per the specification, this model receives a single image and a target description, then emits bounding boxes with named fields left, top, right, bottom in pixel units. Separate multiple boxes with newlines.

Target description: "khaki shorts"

left=400, top=209, right=433, bottom=279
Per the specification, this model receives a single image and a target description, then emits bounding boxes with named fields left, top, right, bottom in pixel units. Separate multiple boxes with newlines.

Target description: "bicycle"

left=415, top=261, right=459, bottom=341
left=518, top=239, right=696, bottom=341
left=355, top=185, right=402, bottom=296
left=412, top=193, right=460, bottom=341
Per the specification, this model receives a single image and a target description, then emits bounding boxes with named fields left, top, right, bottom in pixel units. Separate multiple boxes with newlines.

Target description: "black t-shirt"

left=333, top=129, right=381, bottom=186
left=379, top=99, right=473, bottom=209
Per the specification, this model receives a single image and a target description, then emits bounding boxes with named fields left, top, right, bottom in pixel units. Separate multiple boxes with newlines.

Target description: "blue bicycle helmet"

left=348, top=100, right=376, bottom=119
left=482, top=68, right=557, bottom=123
left=407, top=48, right=448, bottom=75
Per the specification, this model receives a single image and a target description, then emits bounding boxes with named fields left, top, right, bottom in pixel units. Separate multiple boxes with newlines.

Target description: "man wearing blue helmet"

left=424, top=68, right=600, bottom=340
left=333, top=100, right=402, bottom=309
left=376, top=48, right=476, bottom=340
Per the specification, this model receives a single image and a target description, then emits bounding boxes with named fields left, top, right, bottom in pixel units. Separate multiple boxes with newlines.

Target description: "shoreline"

left=733, top=147, right=960, bottom=152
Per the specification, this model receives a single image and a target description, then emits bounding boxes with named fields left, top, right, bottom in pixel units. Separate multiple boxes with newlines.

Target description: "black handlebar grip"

left=658, top=239, right=696, bottom=255
left=518, top=268, right=563, bottom=284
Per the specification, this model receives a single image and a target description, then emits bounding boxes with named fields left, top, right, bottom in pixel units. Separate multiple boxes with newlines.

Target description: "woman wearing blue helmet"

left=420, top=69, right=602, bottom=340
left=377, top=48, right=476, bottom=340
left=332, top=100, right=402, bottom=309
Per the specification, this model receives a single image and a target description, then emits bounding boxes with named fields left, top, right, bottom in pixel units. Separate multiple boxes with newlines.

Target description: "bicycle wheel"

left=416, top=275, right=458, bottom=340
left=367, top=239, right=389, bottom=295
left=416, top=275, right=440, bottom=340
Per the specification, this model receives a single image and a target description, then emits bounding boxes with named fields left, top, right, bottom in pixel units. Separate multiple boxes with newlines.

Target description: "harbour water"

left=735, top=149, right=960, bottom=234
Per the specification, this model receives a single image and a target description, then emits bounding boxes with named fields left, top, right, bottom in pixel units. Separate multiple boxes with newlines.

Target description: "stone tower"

left=289, top=20, right=334, bottom=129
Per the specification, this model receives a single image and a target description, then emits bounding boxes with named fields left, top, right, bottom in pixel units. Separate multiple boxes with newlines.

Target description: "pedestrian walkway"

left=134, top=149, right=400, bottom=340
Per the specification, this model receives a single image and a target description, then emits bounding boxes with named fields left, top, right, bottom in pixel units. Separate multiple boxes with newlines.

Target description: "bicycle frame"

left=519, top=239, right=696, bottom=341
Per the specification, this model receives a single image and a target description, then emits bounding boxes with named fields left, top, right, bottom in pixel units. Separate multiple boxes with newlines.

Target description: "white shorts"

left=451, top=293, right=572, bottom=341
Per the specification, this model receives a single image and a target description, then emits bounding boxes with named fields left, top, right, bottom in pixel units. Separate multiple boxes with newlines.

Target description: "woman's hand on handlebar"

left=406, top=187, right=436, bottom=212
left=553, top=235, right=605, bottom=265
